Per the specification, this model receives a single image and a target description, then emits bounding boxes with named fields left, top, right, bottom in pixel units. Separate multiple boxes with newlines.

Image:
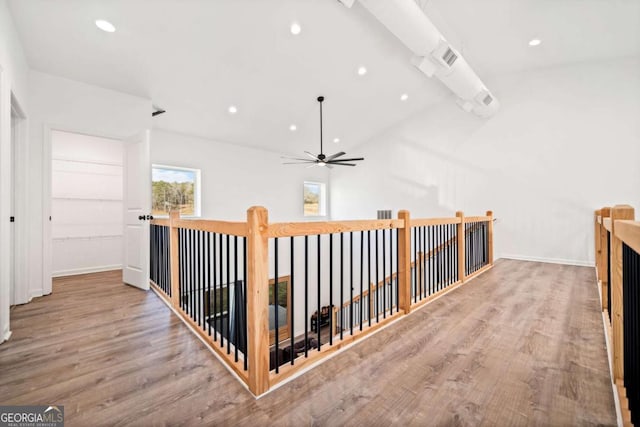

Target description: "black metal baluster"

left=360, top=231, right=364, bottom=330
left=329, top=234, right=333, bottom=346
left=375, top=230, right=379, bottom=323
left=350, top=232, right=354, bottom=335
left=190, top=229, right=195, bottom=318
left=212, top=233, right=218, bottom=342
left=218, top=233, right=223, bottom=348
left=243, top=237, right=248, bottom=369
left=317, top=234, right=322, bottom=350
left=290, top=236, right=295, bottom=364
left=206, top=231, right=211, bottom=336
left=382, top=229, right=386, bottom=318
left=274, top=237, right=279, bottom=372
left=340, top=233, right=344, bottom=340
left=234, top=235, right=239, bottom=362
left=304, top=235, right=309, bottom=356
left=226, top=234, right=231, bottom=355
left=422, top=226, right=427, bottom=297
left=367, top=230, right=371, bottom=327
left=395, top=228, right=399, bottom=313
left=415, top=226, right=420, bottom=300
left=197, top=230, right=202, bottom=328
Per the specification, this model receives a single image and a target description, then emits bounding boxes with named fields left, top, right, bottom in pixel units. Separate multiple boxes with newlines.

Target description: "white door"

left=123, top=130, right=151, bottom=290
left=9, top=109, right=16, bottom=305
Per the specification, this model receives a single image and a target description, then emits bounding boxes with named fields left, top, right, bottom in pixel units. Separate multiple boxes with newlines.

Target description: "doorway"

left=49, top=130, right=125, bottom=278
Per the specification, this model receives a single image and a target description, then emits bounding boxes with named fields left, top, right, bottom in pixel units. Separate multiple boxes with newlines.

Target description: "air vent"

left=441, top=47, right=458, bottom=67
left=377, top=210, right=392, bottom=220
left=482, top=94, right=493, bottom=106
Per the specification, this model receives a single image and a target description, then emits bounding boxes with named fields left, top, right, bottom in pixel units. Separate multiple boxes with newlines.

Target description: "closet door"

left=123, top=130, right=151, bottom=290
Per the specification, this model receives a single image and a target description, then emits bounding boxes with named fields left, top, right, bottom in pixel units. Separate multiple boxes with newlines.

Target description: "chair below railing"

left=150, top=207, right=494, bottom=397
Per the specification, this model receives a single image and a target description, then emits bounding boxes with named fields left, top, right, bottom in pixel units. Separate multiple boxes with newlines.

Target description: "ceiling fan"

left=282, top=96, right=364, bottom=168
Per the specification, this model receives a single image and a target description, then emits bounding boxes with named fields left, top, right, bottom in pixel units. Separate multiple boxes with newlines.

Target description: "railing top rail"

left=410, top=217, right=461, bottom=226
left=614, top=220, right=640, bottom=256
left=173, top=218, right=248, bottom=237
left=150, top=218, right=170, bottom=227
left=268, top=219, right=404, bottom=238
left=604, top=218, right=612, bottom=232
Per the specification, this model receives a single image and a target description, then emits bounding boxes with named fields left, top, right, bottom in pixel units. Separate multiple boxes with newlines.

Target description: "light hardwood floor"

left=0, top=260, right=616, bottom=426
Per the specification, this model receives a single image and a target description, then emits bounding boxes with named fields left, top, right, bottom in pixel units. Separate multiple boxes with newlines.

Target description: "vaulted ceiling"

left=8, top=0, right=640, bottom=154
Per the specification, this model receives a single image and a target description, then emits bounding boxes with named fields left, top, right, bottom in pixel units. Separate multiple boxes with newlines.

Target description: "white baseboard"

left=52, top=264, right=122, bottom=278
left=1, top=327, right=11, bottom=344
left=500, top=254, right=594, bottom=267
left=29, top=289, right=42, bottom=300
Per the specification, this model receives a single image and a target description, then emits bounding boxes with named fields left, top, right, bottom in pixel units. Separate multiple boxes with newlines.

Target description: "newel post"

left=169, top=210, right=181, bottom=308
left=486, top=211, right=494, bottom=266
left=611, top=204, right=635, bottom=382
left=456, top=211, right=465, bottom=282
left=246, top=206, right=270, bottom=395
left=397, top=210, right=412, bottom=314
left=600, top=207, right=611, bottom=312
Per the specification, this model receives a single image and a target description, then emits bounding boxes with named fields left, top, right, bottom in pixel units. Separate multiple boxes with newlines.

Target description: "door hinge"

left=10, top=216, right=15, bottom=222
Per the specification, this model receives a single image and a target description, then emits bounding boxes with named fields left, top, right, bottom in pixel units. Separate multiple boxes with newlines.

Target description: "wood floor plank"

left=0, top=260, right=616, bottom=426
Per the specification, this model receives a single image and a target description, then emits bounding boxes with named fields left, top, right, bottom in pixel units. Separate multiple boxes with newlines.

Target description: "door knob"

left=138, top=215, right=145, bottom=220
left=146, top=215, right=154, bottom=220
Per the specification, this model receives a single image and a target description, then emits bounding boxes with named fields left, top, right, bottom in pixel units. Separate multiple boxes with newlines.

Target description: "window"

left=303, top=181, right=327, bottom=217
left=152, top=165, right=201, bottom=217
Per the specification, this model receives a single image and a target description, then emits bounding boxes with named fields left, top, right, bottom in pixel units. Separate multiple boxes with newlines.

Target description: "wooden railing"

left=149, top=207, right=494, bottom=396
left=594, top=205, right=639, bottom=425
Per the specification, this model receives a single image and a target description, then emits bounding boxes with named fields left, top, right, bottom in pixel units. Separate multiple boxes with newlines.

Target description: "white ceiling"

left=8, top=0, right=640, bottom=154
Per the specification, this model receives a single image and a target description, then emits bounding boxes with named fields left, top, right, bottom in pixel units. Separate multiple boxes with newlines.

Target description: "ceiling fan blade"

left=304, top=151, right=320, bottom=160
left=281, top=156, right=316, bottom=161
left=283, top=161, right=316, bottom=165
left=325, top=151, right=346, bottom=161
left=328, top=158, right=364, bottom=163
left=329, top=162, right=357, bottom=166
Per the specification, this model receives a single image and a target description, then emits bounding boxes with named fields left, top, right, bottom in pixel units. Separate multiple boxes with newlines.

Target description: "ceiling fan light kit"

left=282, top=96, right=364, bottom=168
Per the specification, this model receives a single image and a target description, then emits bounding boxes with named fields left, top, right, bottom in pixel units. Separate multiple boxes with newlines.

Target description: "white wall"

left=151, top=129, right=330, bottom=222
left=28, top=71, right=151, bottom=297
left=0, top=0, right=30, bottom=342
left=331, top=58, right=640, bottom=266
left=51, top=130, right=124, bottom=276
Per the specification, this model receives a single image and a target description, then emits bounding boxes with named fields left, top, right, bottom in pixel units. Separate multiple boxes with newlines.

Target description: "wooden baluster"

left=601, top=207, right=611, bottom=312
left=457, top=212, right=465, bottom=282
left=486, top=211, right=494, bottom=266
left=594, top=209, right=601, bottom=282
left=169, top=211, right=181, bottom=308
left=397, top=210, right=411, bottom=314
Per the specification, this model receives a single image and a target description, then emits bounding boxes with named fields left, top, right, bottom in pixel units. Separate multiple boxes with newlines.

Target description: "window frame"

left=303, top=181, right=327, bottom=218
left=151, top=164, right=202, bottom=218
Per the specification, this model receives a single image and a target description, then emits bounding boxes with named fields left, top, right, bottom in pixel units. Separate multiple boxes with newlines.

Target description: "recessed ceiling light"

left=400, top=93, right=409, bottom=101
left=228, top=105, right=238, bottom=114
left=357, top=66, right=368, bottom=76
left=289, top=124, right=297, bottom=131
left=333, top=138, right=340, bottom=143
left=528, top=38, right=541, bottom=47
left=290, top=22, right=301, bottom=35
left=95, top=19, right=116, bottom=33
